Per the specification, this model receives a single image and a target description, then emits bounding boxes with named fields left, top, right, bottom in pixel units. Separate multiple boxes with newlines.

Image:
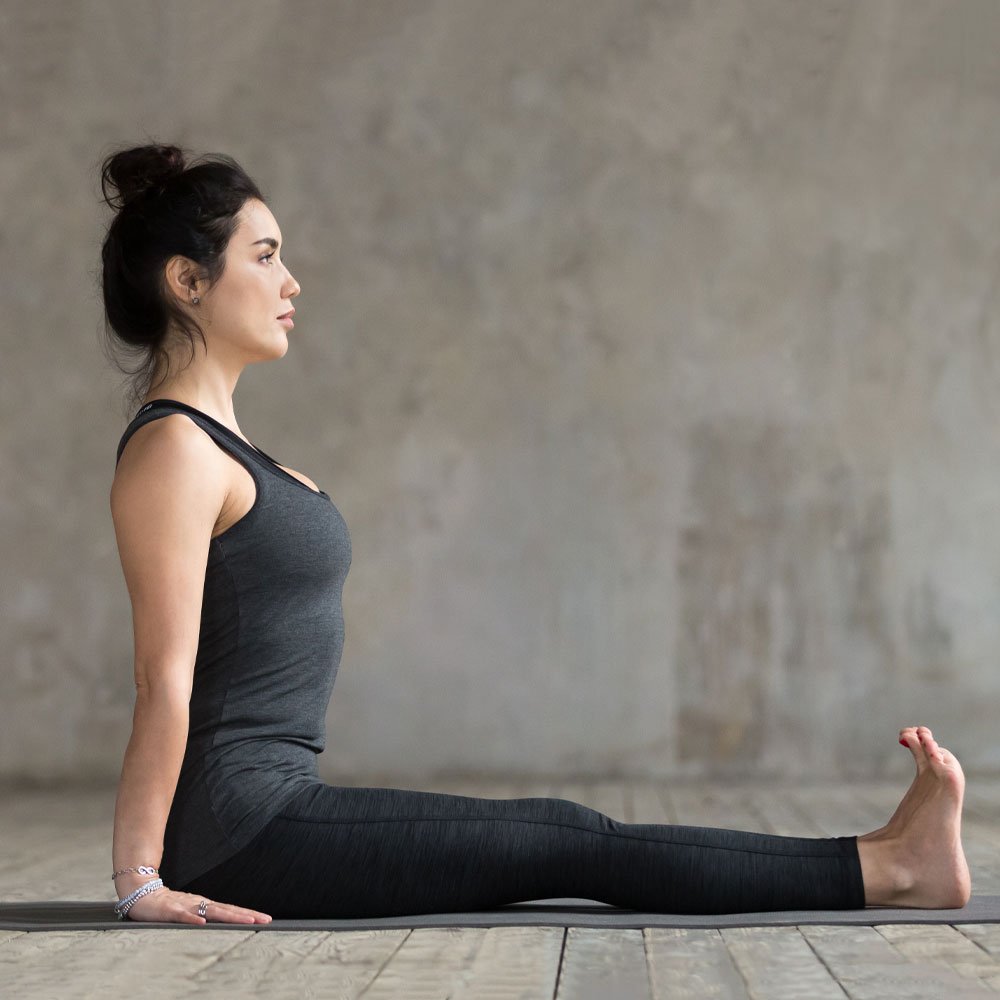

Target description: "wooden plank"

left=449, top=926, right=563, bottom=999
left=668, top=784, right=767, bottom=834
left=877, top=924, right=1000, bottom=990
left=0, top=929, right=87, bottom=978
left=963, top=785, right=1000, bottom=825
left=360, top=927, right=488, bottom=999
left=588, top=781, right=629, bottom=822
left=782, top=785, right=885, bottom=838
left=852, top=779, right=912, bottom=821
left=189, top=929, right=408, bottom=998
left=800, top=923, right=907, bottom=966
left=644, top=928, right=750, bottom=999
left=721, top=926, right=847, bottom=999
left=1, top=928, right=253, bottom=998
left=550, top=781, right=626, bottom=821
left=0, top=788, right=115, bottom=827
left=431, top=778, right=522, bottom=800
left=0, top=789, right=111, bottom=902
left=2, top=853, right=114, bottom=903
left=186, top=930, right=348, bottom=997
left=555, top=927, right=651, bottom=1000
left=800, top=924, right=997, bottom=1000
left=0, top=827, right=103, bottom=868
left=740, top=787, right=827, bottom=837
left=958, top=925, right=1000, bottom=990
left=1, top=928, right=405, bottom=1000
left=958, top=922, right=1000, bottom=959
left=626, top=782, right=674, bottom=825
left=512, top=779, right=562, bottom=800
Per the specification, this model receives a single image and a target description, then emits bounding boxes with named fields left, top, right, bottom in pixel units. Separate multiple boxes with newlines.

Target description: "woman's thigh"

left=184, top=784, right=617, bottom=918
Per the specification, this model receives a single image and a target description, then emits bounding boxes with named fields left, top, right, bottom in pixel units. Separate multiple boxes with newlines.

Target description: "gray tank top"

left=115, top=399, right=352, bottom=888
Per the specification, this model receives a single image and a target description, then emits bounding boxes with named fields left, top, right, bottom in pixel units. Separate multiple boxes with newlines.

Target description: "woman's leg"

left=184, top=784, right=864, bottom=918
left=182, top=725, right=969, bottom=918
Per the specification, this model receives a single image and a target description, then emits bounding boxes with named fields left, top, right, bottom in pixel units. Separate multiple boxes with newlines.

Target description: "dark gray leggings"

left=178, top=783, right=866, bottom=917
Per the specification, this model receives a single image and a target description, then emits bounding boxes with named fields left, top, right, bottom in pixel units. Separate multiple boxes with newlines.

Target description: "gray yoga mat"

left=2, top=897, right=998, bottom=932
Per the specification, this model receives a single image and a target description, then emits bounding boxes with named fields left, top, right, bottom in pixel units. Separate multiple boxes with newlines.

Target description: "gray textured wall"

left=2, top=0, right=999, bottom=784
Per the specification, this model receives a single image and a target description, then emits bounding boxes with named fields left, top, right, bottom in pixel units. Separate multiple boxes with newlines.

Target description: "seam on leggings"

left=271, top=812, right=855, bottom=859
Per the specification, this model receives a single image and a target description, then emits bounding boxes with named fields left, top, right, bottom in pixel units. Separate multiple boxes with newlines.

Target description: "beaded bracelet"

left=114, top=878, right=164, bottom=920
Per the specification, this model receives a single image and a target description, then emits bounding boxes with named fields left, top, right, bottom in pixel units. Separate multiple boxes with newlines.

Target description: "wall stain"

left=676, top=418, right=894, bottom=775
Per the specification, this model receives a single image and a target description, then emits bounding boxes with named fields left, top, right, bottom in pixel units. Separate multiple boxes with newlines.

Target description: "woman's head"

left=99, top=142, right=278, bottom=411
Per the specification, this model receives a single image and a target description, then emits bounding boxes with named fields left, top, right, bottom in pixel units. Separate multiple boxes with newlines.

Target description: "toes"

left=921, top=734, right=956, bottom=772
left=899, top=729, right=928, bottom=766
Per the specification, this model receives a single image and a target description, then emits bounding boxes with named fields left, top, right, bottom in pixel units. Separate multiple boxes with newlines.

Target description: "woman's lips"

left=278, top=309, right=295, bottom=328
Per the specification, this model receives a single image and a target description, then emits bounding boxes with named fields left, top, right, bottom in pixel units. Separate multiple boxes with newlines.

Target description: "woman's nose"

left=285, top=271, right=301, bottom=298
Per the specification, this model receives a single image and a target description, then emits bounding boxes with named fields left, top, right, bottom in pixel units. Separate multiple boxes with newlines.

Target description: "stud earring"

left=191, top=295, right=200, bottom=305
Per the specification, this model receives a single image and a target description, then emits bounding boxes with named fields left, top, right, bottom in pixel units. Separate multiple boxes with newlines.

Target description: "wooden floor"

left=3, top=775, right=1000, bottom=998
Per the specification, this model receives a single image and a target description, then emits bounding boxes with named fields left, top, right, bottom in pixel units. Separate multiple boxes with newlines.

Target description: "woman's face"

left=196, top=198, right=301, bottom=363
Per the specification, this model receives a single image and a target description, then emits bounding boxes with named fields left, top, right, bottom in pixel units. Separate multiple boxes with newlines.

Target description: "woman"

left=103, top=143, right=970, bottom=924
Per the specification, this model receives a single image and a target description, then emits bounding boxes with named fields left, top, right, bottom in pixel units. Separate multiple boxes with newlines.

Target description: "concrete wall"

left=2, top=0, right=999, bottom=783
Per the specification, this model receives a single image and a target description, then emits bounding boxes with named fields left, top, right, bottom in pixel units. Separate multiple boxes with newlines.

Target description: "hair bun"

left=100, top=143, right=187, bottom=210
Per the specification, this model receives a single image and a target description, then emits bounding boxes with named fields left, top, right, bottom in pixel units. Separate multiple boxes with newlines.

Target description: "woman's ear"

left=163, top=254, right=202, bottom=306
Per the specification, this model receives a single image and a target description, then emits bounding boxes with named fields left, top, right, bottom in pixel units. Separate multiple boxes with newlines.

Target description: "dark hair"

left=98, top=142, right=266, bottom=414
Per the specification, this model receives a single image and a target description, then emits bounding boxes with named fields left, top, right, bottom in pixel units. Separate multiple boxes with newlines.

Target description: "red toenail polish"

left=899, top=738, right=908, bottom=746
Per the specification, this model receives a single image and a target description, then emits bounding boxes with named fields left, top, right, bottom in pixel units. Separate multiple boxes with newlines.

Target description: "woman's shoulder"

left=112, top=412, right=228, bottom=506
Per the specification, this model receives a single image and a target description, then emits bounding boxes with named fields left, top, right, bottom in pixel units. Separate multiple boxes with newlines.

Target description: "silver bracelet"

left=114, top=878, right=164, bottom=920
left=112, top=865, right=159, bottom=880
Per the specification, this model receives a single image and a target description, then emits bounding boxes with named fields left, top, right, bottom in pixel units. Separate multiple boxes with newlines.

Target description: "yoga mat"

left=2, top=897, right=997, bottom=932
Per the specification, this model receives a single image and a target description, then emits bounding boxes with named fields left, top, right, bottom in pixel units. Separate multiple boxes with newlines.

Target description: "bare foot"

left=857, top=726, right=971, bottom=908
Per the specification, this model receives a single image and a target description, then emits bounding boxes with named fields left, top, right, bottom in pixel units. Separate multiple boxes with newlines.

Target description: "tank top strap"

left=115, top=398, right=273, bottom=474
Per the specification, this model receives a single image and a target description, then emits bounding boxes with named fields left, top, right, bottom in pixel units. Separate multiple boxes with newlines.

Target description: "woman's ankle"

left=857, top=833, right=910, bottom=906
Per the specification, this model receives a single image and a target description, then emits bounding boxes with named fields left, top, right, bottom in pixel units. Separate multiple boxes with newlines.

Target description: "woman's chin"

left=265, top=337, right=291, bottom=361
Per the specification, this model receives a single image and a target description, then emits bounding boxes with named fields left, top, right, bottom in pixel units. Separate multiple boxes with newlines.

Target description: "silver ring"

left=198, top=899, right=209, bottom=918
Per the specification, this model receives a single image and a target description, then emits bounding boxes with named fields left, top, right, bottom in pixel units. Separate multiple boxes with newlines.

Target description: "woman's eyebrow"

left=250, top=237, right=279, bottom=249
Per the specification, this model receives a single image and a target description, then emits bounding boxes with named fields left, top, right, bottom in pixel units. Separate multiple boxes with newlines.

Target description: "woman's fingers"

left=188, top=895, right=272, bottom=924
left=203, top=900, right=273, bottom=923
left=124, top=887, right=272, bottom=924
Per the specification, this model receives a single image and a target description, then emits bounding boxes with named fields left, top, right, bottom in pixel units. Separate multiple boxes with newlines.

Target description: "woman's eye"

left=260, top=252, right=274, bottom=264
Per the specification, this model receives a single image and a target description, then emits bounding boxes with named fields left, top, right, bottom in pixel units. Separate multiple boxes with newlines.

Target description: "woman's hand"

left=122, top=883, right=272, bottom=924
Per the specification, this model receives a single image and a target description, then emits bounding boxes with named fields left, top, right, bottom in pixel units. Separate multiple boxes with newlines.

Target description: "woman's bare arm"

left=109, top=415, right=271, bottom=923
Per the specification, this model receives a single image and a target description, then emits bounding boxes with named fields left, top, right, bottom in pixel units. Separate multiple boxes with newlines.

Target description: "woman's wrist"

left=113, top=878, right=165, bottom=919
left=114, top=872, right=163, bottom=898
